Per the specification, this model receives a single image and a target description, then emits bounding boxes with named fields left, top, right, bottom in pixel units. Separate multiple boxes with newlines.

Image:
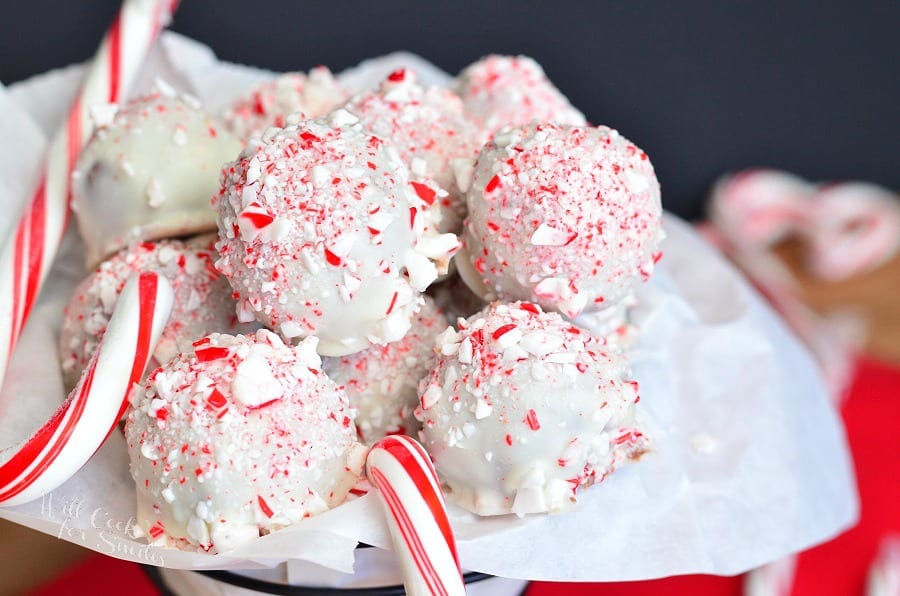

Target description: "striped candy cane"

left=0, top=0, right=180, bottom=391
left=806, top=182, right=900, bottom=282
left=0, top=272, right=173, bottom=507
left=366, top=435, right=465, bottom=596
left=705, top=169, right=900, bottom=400
left=744, top=556, right=797, bottom=596
left=867, top=536, right=900, bottom=596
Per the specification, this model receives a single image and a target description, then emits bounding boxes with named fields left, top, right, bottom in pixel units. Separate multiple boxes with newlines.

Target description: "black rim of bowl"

left=142, top=565, right=496, bottom=595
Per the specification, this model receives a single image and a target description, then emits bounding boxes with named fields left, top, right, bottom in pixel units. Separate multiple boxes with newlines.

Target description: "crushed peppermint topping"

left=124, top=329, right=364, bottom=554
left=223, top=67, right=349, bottom=141
left=214, top=113, right=458, bottom=356
left=59, top=237, right=255, bottom=390
left=415, top=301, right=647, bottom=516
left=451, top=55, right=587, bottom=145
left=323, top=296, right=447, bottom=443
left=460, top=122, right=664, bottom=318
left=342, top=69, right=480, bottom=234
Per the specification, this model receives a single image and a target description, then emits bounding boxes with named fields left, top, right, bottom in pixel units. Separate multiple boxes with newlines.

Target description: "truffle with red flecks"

left=341, top=68, right=480, bottom=233
left=322, top=295, right=447, bottom=443
left=457, top=122, right=663, bottom=320
left=214, top=109, right=459, bottom=356
left=59, top=237, right=255, bottom=390
left=71, top=87, right=242, bottom=269
left=125, top=329, right=366, bottom=553
left=224, top=67, right=349, bottom=141
left=416, top=301, right=647, bottom=516
left=451, top=55, right=586, bottom=145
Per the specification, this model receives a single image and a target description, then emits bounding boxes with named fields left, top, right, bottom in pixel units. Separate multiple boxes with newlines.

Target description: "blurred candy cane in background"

left=701, top=169, right=900, bottom=596
left=701, top=169, right=900, bottom=401
left=867, top=536, right=900, bottom=596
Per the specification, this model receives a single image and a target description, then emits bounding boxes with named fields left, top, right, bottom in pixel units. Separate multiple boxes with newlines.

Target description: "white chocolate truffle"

left=224, top=67, right=348, bottom=141
left=342, top=68, right=480, bottom=233
left=322, top=295, right=446, bottom=443
left=459, top=123, right=663, bottom=319
left=125, top=330, right=366, bottom=553
left=71, top=91, right=242, bottom=269
left=416, top=301, right=647, bottom=516
left=452, top=55, right=586, bottom=144
left=214, top=110, right=459, bottom=356
left=59, top=238, right=255, bottom=390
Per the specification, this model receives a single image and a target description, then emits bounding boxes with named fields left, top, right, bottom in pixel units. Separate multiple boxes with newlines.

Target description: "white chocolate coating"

left=460, top=123, right=663, bottom=318
left=224, top=67, right=348, bottom=141
left=125, top=330, right=366, bottom=553
left=452, top=55, right=586, bottom=145
left=342, top=68, right=480, bottom=234
left=71, top=90, right=242, bottom=269
left=322, top=296, right=447, bottom=443
left=416, top=301, right=647, bottom=516
left=214, top=110, right=459, bottom=356
left=59, top=238, right=255, bottom=390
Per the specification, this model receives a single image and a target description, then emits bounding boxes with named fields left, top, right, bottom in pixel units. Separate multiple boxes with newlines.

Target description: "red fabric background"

left=31, top=357, right=899, bottom=596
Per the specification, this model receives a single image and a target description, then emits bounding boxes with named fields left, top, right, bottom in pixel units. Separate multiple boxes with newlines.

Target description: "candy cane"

left=867, top=536, right=900, bottom=596
left=806, top=182, right=900, bottom=282
left=706, top=169, right=900, bottom=399
left=366, top=434, right=465, bottom=596
left=0, top=0, right=180, bottom=391
left=708, top=169, right=814, bottom=250
left=0, top=272, right=173, bottom=507
left=744, top=556, right=797, bottom=596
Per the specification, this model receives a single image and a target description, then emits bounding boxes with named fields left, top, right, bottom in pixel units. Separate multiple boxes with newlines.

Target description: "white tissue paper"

left=0, top=32, right=857, bottom=585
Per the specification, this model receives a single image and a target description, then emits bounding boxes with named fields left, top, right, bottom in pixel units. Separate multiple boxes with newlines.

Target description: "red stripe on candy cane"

left=405, top=435, right=443, bottom=494
left=0, top=272, right=173, bottom=506
left=0, top=0, right=181, bottom=394
left=0, top=355, right=97, bottom=502
left=65, top=98, right=83, bottom=214
left=367, top=435, right=464, bottom=595
left=23, top=183, right=47, bottom=322
left=107, top=13, right=123, bottom=102
left=111, top=271, right=159, bottom=427
left=369, top=466, right=448, bottom=596
left=0, top=275, right=161, bottom=501
left=9, top=222, right=27, bottom=351
left=380, top=436, right=460, bottom=568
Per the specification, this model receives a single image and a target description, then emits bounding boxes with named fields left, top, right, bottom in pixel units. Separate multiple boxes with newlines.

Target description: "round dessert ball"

left=458, top=122, right=664, bottom=319
left=342, top=68, right=481, bottom=233
left=322, top=295, right=446, bottom=443
left=451, top=55, right=586, bottom=145
left=59, top=237, right=255, bottom=390
left=224, top=67, right=349, bottom=141
left=214, top=109, right=459, bottom=356
left=416, top=301, right=647, bottom=516
left=125, top=330, right=366, bottom=553
left=71, top=87, right=242, bottom=269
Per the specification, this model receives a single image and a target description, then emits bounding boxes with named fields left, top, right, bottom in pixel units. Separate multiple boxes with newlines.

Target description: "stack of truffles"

left=60, top=55, right=664, bottom=553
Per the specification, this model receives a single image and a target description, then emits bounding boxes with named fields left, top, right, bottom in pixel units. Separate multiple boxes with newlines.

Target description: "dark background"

left=1, top=1, right=897, bottom=220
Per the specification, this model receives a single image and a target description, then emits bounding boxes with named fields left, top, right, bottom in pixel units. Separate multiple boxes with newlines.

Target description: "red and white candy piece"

left=0, top=272, right=173, bottom=507
left=0, top=0, right=179, bottom=390
left=744, top=556, right=797, bottom=596
left=867, top=536, right=900, bottom=596
left=366, top=435, right=464, bottom=596
left=806, top=182, right=900, bottom=282
left=708, top=169, right=814, bottom=250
